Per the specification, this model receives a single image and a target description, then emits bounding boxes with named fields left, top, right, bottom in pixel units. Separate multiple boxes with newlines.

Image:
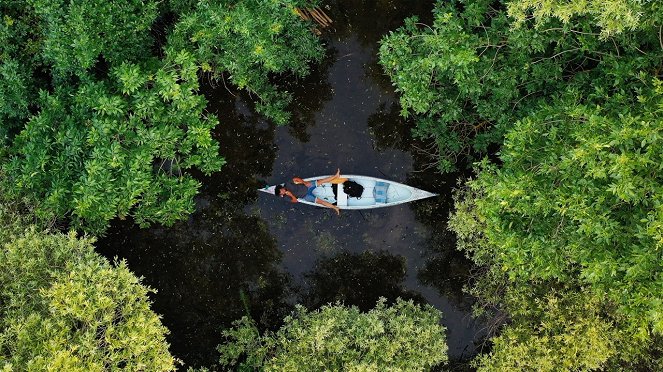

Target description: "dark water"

left=97, top=1, right=483, bottom=369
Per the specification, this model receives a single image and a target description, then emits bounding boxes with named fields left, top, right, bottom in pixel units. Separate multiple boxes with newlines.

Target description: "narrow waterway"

left=97, top=1, right=483, bottom=369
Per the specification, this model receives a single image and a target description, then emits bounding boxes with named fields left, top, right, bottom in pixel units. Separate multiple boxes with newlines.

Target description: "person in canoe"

left=275, top=169, right=347, bottom=215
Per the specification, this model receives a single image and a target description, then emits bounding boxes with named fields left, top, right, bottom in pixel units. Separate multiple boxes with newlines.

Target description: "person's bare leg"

left=318, top=169, right=347, bottom=185
left=330, top=168, right=348, bottom=183
left=315, top=198, right=340, bottom=215
left=329, top=177, right=348, bottom=184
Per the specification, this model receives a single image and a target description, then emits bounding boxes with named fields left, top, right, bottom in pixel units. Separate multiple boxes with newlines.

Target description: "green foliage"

left=474, top=291, right=617, bottom=371
left=5, top=50, right=225, bottom=233
left=0, top=227, right=175, bottom=370
left=418, top=0, right=663, bottom=367
left=0, top=2, right=43, bottom=136
left=30, top=0, right=158, bottom=77
left=1, top=0, right=323, bottom=232
left=0, top=172, right=32, bottom=243
left=476, top=83, right=663, bottom=325
left=218, top=298, right=448, bottom=371
left=168, top=0, right=324, bottom=124
left=507, top=0, right=663, bottom=37
left=448, top=184, right=489, bottom=264
left=0, top=60, right=28, bottom=128
left=379, top=0, right=662, bottom=172
left=450, top=80, right=663, bottom=369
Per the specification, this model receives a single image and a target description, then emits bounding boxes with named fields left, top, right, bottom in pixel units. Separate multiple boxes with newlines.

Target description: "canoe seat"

left=358, top=186, right=373, bottom=199
left=373, top=181, right=389, bottom=203
left=347, top=197, right=376, bottom=206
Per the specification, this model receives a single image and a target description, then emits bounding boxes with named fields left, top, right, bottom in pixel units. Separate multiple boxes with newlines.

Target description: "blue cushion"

left=373, top=182, right=389, bottom=203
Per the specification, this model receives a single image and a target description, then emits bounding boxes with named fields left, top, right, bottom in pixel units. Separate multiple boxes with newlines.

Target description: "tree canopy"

left=451, top=81, right=663, bottom=369
left=217, top=298, right=449, bottom=371
left=1, top=0, right=323, bottom=233
left=507, top=0, right=663, bottom=37
left=379, top=0, right=662, bottom=171
left=6, top=50, right=223, bottom=233
left=473, top=291, right=618, bottom=371
left=167, top=0, right=324, bottom=124
left=0, top=203, right=175, bottom=369
left=380, top=0, right=663, bottom=369
left=2, top=0, right=663, bottom=369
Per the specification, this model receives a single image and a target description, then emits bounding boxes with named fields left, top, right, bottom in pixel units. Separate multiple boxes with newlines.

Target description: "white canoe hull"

left=259, top=175, right=437, bottom=210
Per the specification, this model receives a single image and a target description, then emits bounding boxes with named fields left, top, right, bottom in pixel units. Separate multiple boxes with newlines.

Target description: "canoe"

left=259, top=175, right=437, bottom=209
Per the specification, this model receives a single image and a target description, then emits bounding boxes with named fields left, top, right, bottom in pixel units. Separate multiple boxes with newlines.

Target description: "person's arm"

left=292, top=177, right=312, bottom=187
left=315, top=198, right=340, bottom=215
left=285, top=191, right=298, bottom=203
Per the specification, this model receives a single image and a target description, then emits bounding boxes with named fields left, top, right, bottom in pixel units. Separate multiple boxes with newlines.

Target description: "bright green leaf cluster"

left=30, top=0, right=158, bottom=77
left=476, top=85, right=663, bottom=321
left=392, top=0, right=663, bottom=368
left=0, top=226, right=175, bottom=370
left=218, top=298, right=448, bottom=371
left=450, top=81, right=663, bottom=369
left=474, top=291, right=619, bottom=371
left=507, top=0, right=663, bottom=37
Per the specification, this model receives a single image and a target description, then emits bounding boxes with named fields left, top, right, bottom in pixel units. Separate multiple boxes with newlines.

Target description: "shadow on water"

left=368, top=86, right=479, bottom=314
left=97, top=0, right=486, bottom=369
left=282, top=48, right=337, bottom=143
left=302, top=250, right=426, bottom=311
left=367, top=101, right=415, bottom=152
left=198, top=86, right=277, bottom=198
left=411, top=195, right=477, bottom=313
left=326, top=0, right=434, bottom=45
left=97, top=206, right=294, bottom=368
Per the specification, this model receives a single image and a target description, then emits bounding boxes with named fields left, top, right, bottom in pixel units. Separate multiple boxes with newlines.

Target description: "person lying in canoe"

left=275, top=169, right=347, bottom=215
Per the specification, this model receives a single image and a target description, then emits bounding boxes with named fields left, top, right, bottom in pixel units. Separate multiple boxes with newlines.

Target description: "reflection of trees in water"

left=407, top=167, right=476, bottom=311
left=416, top=221, right=475, bottom=312
left=320, top=0, right=434, bottom=95
left=407, top=175, right=480, bottom=365
left=197, top=85, right=278, bottom=203
left=201, top=37, right=335, bottom=145
left=96, top=204, right=294, bottom=369
left=369, top=101, right=469, bottom=176
left=368, top=101, right=475, bottom=176
left=404, top=130, right=476, bottom=311
left=301, top=250, right=425, bottom=311
left=367, top=101, right=415, bottom=152
left=281, top=47, right=336, bottom=143
left=325, top=0, right=433, bottom=46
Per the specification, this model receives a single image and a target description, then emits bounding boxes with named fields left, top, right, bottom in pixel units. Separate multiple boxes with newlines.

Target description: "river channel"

left=97, top=0, right=484, bottom=369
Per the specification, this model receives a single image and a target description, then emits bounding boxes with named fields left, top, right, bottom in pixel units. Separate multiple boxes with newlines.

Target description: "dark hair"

left=274, top=184, right=285, bottom=196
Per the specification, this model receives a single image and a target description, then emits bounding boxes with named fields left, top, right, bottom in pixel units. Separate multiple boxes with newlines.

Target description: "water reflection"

left=96, top=206, right=293, bottom=368
left=367, top=101, right=415, bottom=152
left=199, top=89, right=276, bottom=199
left=325, top=0, right=433, bottom=46
left=412, top=200, right=476, bottom=312
left=282, top=48, right=336, bottom=143
left=368, top=85, right=475, bottom=311
left=302, top=250, right=425, bottom=311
